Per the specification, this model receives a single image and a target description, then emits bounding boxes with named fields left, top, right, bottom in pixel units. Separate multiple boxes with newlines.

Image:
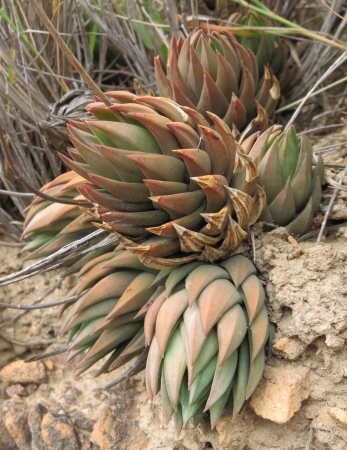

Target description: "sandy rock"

left=4, top=399, right=31, bottom=449
left=328, top=407, right=347, bottom=425
left=0, top=417, right=18, bottom=450
left=249, top=364, right=310, bottom=424
left=216, top=411, right=255, bottom=449
left=41, top=411, right=79, bottom=450
left=272, top=336, right=307, bottom=360
left=6, top=383, right=26, bottom=397
left=0, top=360, right=47, bottom=385
left=28, top=403, right=46, bottom=450
left=315, top=408, right=336, bottom=429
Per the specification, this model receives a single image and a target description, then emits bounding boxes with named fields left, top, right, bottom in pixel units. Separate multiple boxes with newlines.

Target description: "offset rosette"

left=61, top=92, right=266, bottom=269
left=241, top=125, right=325, bottom=236
left=21, top=171, right=103, bottom=261
left=155, top=29, right=280, bottom=133
left=59, top=245, right=159, bottom=376
left=145, top=255, right=269, bottom=431
left=228, top=11, right=295, bottom=90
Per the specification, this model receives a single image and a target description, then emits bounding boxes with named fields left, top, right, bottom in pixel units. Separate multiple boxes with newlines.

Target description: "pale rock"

left=0, top=417, right=17, bottom=450
left=315, top=408, right=336, bottom=429
left=328, top=407, right=347, bottom=425
left=272, top=337, right=307, bottom=360
left=216, top=411, right=255, bottom=449
left=249, top=364, right=310, bottom=424
left=0, top=360, right=47, bottom=385
left=5, top=383, right=26, bottom=397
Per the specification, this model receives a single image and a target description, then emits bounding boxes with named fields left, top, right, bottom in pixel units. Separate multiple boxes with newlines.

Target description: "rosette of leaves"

left=145, top=255, right=269, bottom=431
left=240, top=125, right=325, bottom=236
left=58, top=245, right=159, bottom=376
left=228, top=11, right=295, bottom=90
left=154, top=29, right=281, bottom=133
left=60, top=91, right=266, bottom=270
left=21, top=171, right=114, bottom=272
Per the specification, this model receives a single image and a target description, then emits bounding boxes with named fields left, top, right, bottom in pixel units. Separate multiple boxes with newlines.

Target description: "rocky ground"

left=0, top=128, right=347, bottom=449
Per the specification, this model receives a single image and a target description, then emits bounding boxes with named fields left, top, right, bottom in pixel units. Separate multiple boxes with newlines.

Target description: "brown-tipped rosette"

left=154, top=29, right=280, bottom=135
left=61, top=92, right=266, bottom=269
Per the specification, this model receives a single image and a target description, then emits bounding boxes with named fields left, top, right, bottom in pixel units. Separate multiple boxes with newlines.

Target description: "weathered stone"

left=0, top=360, right=47, bottom=385
left=28, top=403, right=46, bottom=450
left=72, top=410, right=94, bottom=432
left=0, top=417, right=17, bottom=450
left=6, top=383, right=26, bottom=397
left=215, top=411, right=255, bottom=449
left=249, top=364, right=310, bottom=424
left=4, top=399, right=31, bottom=449
left=272, top=337, right=307, bottom=360
left=41, top=412, right=79, bottom=450
left=328, top=407, right=347, bottom=425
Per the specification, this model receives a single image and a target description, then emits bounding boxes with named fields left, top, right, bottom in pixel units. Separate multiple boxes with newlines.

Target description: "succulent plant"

left=145, top=255, right=269, bottom=430
left=59, top=245, right=159, bottom=376
left=240, top=125, right=325, bottom=237
left=227, top=11, right=295, bottom=90
left=21, top=171, right=114, bottom=272
left=154, top=29, right=280, bottom=134
left=61, top=91, right=267, bottom=270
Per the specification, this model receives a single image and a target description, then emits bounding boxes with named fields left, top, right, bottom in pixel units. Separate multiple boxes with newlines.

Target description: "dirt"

left=0, top=128, right=347, bottom=449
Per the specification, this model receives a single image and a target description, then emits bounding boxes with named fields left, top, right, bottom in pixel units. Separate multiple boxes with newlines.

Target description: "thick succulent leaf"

left=165, top=261, right=202, bottom=297
left=144, top=179, right=188, bottom=196
left=173, top=148, right=211, bottom=179
left=86, top=121, right=161, bottom=153
left=291, top=154, right=312, bottom=211
left=151, top=190, right=205, bottom=219
left=198, top=279, right=242, bottom=336
left=225, top=187, right=253, bottom=228
left=78, top=322, right=142, bottom=365
left=204, top=350, right=238, bottom=410
left=146, top=335, right=162, bottom=400
left=163, top=327, right=187, bottom=410
left=257, top=136, right=283, bottom=203
left=210, top=382, right=233, bottom=429
left=161, top=370, right=175, bottom=424
left=197, top=72, right=229, bottom=118
left=167, top=122, right=200, bottom=149
left=144, top=290, right=167, bottom=346
left=154, top=288, right=188, bottom=355
left=268, top=178, right=296, bottom=226
left=278, top=125, right=300, bottom=182
left=127, top=113, right=181, bottom=157
left=199, top=126, right=229, bottom=176
left=249, top=305, right=270, bottom=361
left=64, top=298, right=117, bottom=332
left=246, top=347, right=265, bottom=399
left=220, top=255, right=257, bottom=288
left=69, top=136, right=119, bottom=180
left=185, top=264, right=229, bottom=306
left=285, top=198, right=314, bottom=237
left=89, top=174, right=150, bottom=203
left=188, top=329, right=218, bottom=387
left=75, top=271, right=139, bottom=314
left=189, top=356, right=217, bottom=406
left=241, top=274, right=266, bottom=324
left=217, top=304, right=248, bottom=366
left=222, top=93, right=247, bottom=131
left=232, top=336, right=250, bottom=417
left=128, top=154, right=185, bottom=183
left=96, top=146, right=148, bottom=183
left=100, top=210, right=169, bottom=227
left=183, top=301, right=205, bottom=366
left=105, top=272, right=157, bottom=320
left=147, top=204, right=205, bottom=238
